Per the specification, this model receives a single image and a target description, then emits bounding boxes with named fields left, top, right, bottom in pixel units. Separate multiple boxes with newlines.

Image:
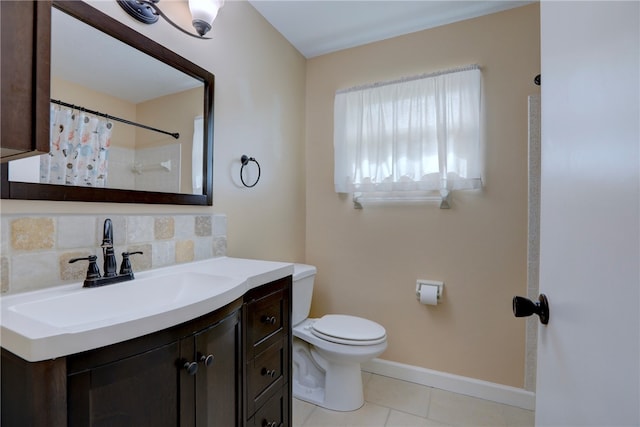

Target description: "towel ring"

left=240, top=155, right=261, bottom=188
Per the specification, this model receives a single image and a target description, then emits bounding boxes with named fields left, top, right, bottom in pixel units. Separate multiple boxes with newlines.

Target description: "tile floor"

left=292, top=372, right=535, bottom=427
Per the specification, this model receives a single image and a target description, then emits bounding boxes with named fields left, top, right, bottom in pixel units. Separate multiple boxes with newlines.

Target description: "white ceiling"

left=248, top=0, right=536, bottom=58
left=51, top=1, right=535, bottom=104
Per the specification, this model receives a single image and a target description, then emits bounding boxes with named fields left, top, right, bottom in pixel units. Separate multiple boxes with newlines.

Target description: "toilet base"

left=293, top=365, right=365, bottom=412
left=292, top=338, right=365, bottom=412
left=293, top=377, right=326, bottom=409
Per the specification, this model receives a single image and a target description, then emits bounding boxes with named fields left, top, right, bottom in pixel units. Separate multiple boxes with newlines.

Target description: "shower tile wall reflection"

left=134, top=143, right=181, bottom=193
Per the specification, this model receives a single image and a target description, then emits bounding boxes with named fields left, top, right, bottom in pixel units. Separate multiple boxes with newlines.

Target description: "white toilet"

left=292, top=264, right=387, bottom=412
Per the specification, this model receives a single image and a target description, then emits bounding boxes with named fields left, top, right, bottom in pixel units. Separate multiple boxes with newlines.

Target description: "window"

left=333, top=65, right=483, bottom=206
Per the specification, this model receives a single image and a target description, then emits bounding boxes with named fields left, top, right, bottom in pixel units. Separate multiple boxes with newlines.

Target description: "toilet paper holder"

left=416, top=280, right=444, bottom=302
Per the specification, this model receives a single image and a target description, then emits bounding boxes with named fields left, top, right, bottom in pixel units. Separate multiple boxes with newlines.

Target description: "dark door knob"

left=513, top=294, right=549, bottom=325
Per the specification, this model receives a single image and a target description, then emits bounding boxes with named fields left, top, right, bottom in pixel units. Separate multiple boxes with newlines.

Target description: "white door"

left=536, top=2, right=639, bottom=426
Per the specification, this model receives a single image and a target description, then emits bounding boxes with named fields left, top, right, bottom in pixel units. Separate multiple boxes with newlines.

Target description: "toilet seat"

left=311, top=314, right=387, bottom=346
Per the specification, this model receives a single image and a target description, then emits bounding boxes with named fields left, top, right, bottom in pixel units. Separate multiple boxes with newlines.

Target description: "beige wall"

left=51, top=77, right=137, bottom=149
left=2, top=0, right=307, bottom=264
left=137, top=87, right=202, bottom=194
left=305, top=4, right=540, bottom=388
left=2, top=0, right=541, bottom=389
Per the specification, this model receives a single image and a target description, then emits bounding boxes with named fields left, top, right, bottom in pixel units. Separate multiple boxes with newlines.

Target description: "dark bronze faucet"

left=69, top=219, right=143, bottom=288
left=102, top=219, right=117, bottom=277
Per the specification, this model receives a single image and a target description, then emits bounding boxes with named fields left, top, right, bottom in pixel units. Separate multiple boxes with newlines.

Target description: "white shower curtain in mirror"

left=41, top=104, right=113, bottom=187
left=334, top=66, right=483, bottom=195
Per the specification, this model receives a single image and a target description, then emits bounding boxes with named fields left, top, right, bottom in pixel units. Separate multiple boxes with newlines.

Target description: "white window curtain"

left=334, top=65, right=483, bottom=199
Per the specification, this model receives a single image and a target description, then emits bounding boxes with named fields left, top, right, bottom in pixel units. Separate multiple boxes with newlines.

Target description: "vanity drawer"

left=246, top=288, right=286, bottom=353
left=243, top=276, right=292, bottom=426
left=248, top=387, right=289, bottom=427
left=247, top=338, right=288, bottom=415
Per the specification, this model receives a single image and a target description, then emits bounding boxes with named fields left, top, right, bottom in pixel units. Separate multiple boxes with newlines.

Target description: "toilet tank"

left=292, top=264, right=316, bottom=326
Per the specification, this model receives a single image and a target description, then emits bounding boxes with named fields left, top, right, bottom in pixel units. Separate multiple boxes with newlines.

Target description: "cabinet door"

left=68, top=341, right=181, bottom=427
left=0, top=0, right=51, bottom=161
left=192, top=311, right=241, bottom=427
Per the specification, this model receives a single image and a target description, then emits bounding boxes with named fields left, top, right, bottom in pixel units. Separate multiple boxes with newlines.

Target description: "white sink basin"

left=8, top=272, right=239, bottom=329
left=1, top=257, right=293, bottom=362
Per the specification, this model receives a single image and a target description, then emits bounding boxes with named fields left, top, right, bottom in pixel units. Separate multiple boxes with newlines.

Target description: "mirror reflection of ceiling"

left=51, top=7, right=202, bottom=104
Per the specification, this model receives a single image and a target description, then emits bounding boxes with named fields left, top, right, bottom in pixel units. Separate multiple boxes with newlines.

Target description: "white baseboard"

left=361, top=358, right=536, bottom=411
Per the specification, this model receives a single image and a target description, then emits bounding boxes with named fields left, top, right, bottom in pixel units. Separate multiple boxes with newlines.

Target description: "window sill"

left=352, top=190, right=451, bottom=209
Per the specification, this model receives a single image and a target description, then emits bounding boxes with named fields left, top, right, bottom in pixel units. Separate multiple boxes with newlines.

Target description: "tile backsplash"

left=0, top=214, right=227, bottom=294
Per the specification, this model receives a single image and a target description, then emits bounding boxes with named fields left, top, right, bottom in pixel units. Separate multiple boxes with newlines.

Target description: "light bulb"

left=188, top=0, right=224, bottom=36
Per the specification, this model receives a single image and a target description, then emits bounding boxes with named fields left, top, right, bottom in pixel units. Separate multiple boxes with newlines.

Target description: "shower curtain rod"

left=50, top=98, right=180, bottom=139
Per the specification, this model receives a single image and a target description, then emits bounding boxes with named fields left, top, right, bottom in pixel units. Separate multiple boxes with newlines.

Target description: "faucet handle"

left=69, top=255, right=101, bottom=280
left=119, top=251, right=144, bottom=275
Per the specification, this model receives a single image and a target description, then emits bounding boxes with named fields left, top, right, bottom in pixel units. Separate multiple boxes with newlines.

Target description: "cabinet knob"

left=200, top=353, right=215, bottom=367
left=261, top=315, right=277, bottom=325
left=183, top=361, right=198, bottom=376
left=261, top=367, right=277, bottom=378
left=261, top=420, right=278, bottom=427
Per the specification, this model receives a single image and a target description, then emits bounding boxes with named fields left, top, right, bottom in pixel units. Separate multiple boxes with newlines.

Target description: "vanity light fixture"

left=117, top=0, right=224, bottom=39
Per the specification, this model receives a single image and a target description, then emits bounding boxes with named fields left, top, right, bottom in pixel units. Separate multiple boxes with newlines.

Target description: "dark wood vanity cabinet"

left=1, top=299, right=242, bottom=427
left=1, top=276, right=293, bottom=427
left=243, top=277, right=292, bottom=427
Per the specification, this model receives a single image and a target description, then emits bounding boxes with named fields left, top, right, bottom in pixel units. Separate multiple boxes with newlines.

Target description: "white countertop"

left=0, top=257, right=293, bottom=362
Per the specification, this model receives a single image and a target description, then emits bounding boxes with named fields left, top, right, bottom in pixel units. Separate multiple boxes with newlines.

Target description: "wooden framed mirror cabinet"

left=0, top=0, right=214, bottom=205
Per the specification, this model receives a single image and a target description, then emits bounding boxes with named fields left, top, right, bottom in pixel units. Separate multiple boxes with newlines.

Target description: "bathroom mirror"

left=1, top=0, right=214, bottom=205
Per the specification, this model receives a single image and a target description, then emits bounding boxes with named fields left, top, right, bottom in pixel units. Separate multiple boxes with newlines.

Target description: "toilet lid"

left=311, top=314, right=387, bottom=346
